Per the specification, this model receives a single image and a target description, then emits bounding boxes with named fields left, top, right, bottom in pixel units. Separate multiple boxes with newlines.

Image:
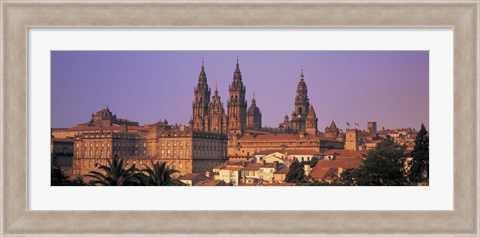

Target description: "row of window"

left=160, top=149, right=190, bottom=158
left=160, top=141, right=190, bottom=147
left=76, top=142, right=147, bottom=148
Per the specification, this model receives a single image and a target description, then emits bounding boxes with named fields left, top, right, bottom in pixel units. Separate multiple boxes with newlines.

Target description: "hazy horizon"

left=51, top=50, right=429, bottom=131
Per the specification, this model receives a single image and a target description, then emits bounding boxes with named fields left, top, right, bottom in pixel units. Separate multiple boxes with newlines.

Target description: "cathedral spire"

left=214, top=83, right=219, bottom=96
left=198, top=58, right=207, bottom=84
left=233, top=56, right=242, bottom=81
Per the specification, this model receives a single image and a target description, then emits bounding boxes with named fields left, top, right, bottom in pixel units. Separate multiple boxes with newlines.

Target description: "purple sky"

left=51, top=51, right=429, bottom=131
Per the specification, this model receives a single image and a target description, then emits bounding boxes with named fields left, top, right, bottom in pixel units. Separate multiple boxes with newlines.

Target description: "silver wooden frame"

left=1, top=1, right=478, bottom=236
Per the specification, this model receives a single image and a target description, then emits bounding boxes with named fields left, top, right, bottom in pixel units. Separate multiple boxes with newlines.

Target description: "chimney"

left=205, top=171, right=210, bottom=177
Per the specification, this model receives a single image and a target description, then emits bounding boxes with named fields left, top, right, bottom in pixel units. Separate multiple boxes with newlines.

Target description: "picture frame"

left=1, top=0, right=478, bottom=236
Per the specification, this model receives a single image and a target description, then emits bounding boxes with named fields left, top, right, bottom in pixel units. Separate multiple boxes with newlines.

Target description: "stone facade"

left=51, top=60, right=345, bottom=181
left=345, top=128, right=360, bottom=151
left=227, top=60, right=248, bottom=135
left=324, top=120, right=343, bottom=140
left=246, top=96, right=262, bottom=129
left=53, top=108, right=228, bottom=178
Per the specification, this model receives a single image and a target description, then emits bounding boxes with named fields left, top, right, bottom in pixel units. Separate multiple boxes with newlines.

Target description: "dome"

left=247, top=97, right=261, bottom=115
left=248, top=105, right=261, bottom=115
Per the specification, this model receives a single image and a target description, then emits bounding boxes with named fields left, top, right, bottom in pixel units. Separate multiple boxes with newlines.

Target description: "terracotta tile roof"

left=274, top=165, right=289, bottom=174
left=239, top=133, right=321, bottom=141
left=52, top=138, right=74, bottom=143
left=67, top=125, right=122, bottom=132
left=243, top=163, right=261, bottom=171
left=223, top=166, right=243, bottom=171
left=314, top=158, right=363, bottom=170
left=255, top=150, right=284, bottom=156
left=68, top=125, right=146, bottom=132
left=179, top=173, right=206, bottom=180
left=324, top=149, right=367, bottom=158
left=310, top=167, right=336, bottom=180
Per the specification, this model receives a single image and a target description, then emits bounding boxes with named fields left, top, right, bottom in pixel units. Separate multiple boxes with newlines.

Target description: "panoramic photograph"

left=51, top=51, right=429, bottom=186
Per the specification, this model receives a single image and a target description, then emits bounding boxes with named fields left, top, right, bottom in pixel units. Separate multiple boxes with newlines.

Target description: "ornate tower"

left=290, top=69, right=310, bottom=132
left=192, top=60, right=211, bottom=132
left=246, top=95, right=262, bottom=129
left=305, top=105, right=318, bottom=135
left=208, top=86, right=228, bottom=134
left=227, top=59, right=247, bottom=134
left=325, top=120, right=340, bottom=139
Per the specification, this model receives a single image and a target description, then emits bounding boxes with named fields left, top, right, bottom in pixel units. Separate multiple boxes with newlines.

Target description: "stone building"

left=145, top=121, right=227, bottom=175
left=276, top=70, right=319, bottom=135
left=228, top=133, right=343, bottom=158
left=86, top=107, right=138, bottom=127
left=324, top=120, right=343, bottom=141
left=246, top=95, right=262, bottom=129
left=345, top=128, right=360, bottom=151
left=191, top=61, right=211, bottom=132
left=227, top=59, right=248, bottom=135
left=367, top=121, right=377, bottom=134
left=305, top=105, right=318, bottom=135
left=51, top=59, right=354, bottom=182
left=53, top=108, right=228, bottom=177
left=288, top=70, right=311, bottom=133
left=71, top=130, right=146, bottom=176
left=51, top=137, right=74, bottom=175
left=208, top=88, right=228, bottom=134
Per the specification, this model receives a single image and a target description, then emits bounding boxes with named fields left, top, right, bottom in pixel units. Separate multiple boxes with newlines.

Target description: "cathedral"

left=190, top=60, right=319, bottom=136
left=187, top=59, right=342, bottom=159
left=190, top=59, right=263, bottom=135
left=51, top=59, right=343, bottom=179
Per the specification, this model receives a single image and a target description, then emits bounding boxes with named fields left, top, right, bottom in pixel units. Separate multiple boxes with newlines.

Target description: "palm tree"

left=138, top=161, right=184, bottom=186
left=85, top=155, right=141, bottom=186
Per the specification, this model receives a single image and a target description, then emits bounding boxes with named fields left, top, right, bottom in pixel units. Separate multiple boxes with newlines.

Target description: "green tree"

left=286, top=159, right=306, bottom=183
left=51, top=166, right=85, bottom=186
left=309, top=156, right=319, bottom=168
left=337, top=138, right=407, bottom=186
left=84, top=155, right=141, bottom=186
left=408, top=124, right=429, bottom=184
left=138, top=161, right=184, bottom=186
